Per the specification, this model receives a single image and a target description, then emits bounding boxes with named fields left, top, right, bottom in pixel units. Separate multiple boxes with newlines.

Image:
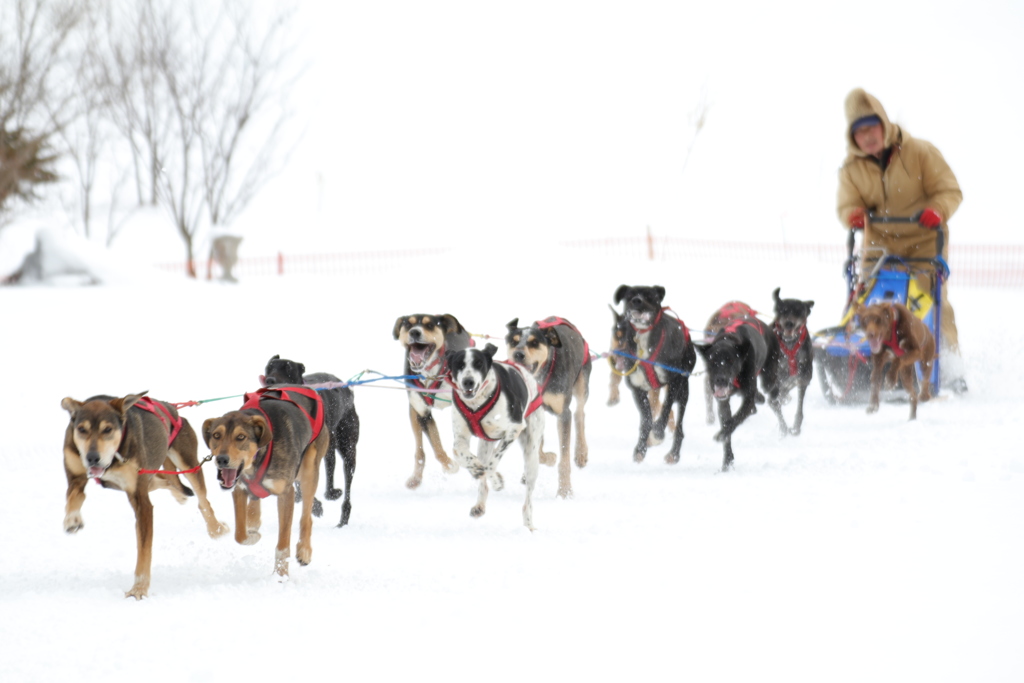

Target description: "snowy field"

left=1, top=249, right=1022, bottom=682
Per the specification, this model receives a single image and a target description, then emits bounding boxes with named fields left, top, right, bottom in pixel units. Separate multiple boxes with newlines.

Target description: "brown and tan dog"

left=855, top=301, right=936, bottom=420
left=203, top=386, right=330, bottom=577
left=61, top=392, right=228, bottom=599
left=393, top=313, right=471, bottom=488
left=505, top=316, right=592, bottom=498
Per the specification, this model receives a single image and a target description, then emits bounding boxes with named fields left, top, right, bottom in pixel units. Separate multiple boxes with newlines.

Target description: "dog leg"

left=323, top=433, right=343, bottom=501
left=125, top=483, right=154, bottom=600
left=232, top=487, right=261, bottom=545
left=275, top=482, right=296, bottom=577
left=608, top=370, right=621, bottom=407
left=521, top=414, right=543, bottom=531
left=469, top=441, right=496, bottom=519
left=296, top=435, right=326, bottom=565
left=900, top=364, right=919, bottom=421
left=63, top=470, right=88, bottom=533
left=790, top=383, right=808, bottom=436
left=631, top=387, right=653, bottom=462
left=537, top=435, right=557, bottom=466
left=718, top=400, right=735, bottom=472
left=425, top=413, right=459, bottom=475
left=556, top=408, right=573, bottom=499
left=573, top=372, right=589, bottom=469
left=665, top=379, right=689, bottom=464
left=336, top=420, right=358, bottom=528
left=866, top=357, right=884, bottom=414
left=168, top=442, right=229, bottom=539
left=407, top=407, right=428, bottom=489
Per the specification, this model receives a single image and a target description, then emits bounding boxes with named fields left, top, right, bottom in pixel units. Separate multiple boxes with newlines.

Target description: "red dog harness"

left=632, top=309, right=690, bottom=390
left=131, top=397, right=184, bottom=446
left=239, top=386, right=325, bottom=499
left=882, top=316, right=905, bottom=357
left=451, top=378, right=503, bottom=442
left=774, top=323, right=809, bottom=377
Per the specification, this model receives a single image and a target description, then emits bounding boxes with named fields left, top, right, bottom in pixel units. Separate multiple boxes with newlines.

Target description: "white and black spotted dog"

left=445, top=343, right=544, bottom=531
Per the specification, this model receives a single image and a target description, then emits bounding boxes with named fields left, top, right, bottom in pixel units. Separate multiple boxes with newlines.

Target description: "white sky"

left=144, top=0, right=1024, bottom=256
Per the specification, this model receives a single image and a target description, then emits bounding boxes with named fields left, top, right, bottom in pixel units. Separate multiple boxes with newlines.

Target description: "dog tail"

left=182, top=483, right=195, bottom=497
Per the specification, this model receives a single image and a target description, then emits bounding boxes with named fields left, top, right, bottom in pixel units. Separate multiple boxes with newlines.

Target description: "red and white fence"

left=159, top=236, right=1024, bottom=288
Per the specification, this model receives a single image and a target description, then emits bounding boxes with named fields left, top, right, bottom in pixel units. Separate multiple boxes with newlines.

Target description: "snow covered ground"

left=1, top=250, right=1022, bottom=682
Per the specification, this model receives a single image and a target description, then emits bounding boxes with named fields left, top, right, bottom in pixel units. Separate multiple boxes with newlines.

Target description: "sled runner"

left=812, top=215, right=948, bottom=404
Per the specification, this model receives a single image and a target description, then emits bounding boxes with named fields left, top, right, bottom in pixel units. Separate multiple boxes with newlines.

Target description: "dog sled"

left=812, top=215, right=948, bottom=404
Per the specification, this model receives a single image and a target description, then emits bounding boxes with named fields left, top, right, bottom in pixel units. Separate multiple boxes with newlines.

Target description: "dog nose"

left=216, top=455, right=231, bottom=468
left=86, top=451, right=101, bottom=466
left=461, top=379, right=475, bottom=392
left=784, top=321, right=795, bottom=329
left=513, top=350, right=525, bottom=363
left=631, top=297, right=643, bottom=308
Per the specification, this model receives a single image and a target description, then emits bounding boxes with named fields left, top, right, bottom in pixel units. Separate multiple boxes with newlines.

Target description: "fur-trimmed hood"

left=844, top=88, right=900, bottom=158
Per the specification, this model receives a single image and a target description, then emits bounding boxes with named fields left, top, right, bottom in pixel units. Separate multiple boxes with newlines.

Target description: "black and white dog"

left=696, top=307, right=785, bottom=471
left=445, top=343, right=544, bottom=531
left=613, top=285, right=696, bottom=464
left=770, top=288, right=814, bottom=436
left=262, top=355, right=360, bottom=527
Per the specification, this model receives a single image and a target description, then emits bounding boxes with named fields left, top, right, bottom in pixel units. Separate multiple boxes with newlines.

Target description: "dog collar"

left=883, top=317, right=905, bottom=357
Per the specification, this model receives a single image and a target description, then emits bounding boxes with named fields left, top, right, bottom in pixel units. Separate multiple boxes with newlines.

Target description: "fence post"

left=277, top=251, right=284, bottom=276
left=646, top=226, right=655, bottom=260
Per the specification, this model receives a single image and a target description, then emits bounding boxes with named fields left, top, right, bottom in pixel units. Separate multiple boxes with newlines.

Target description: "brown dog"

left=203, top=386, right=330, bottom=577
left=393, top=313, right=471, bottom=488
left=855, top=301, right=936, bottom=419
left=61, top=392, right=228, bottom=599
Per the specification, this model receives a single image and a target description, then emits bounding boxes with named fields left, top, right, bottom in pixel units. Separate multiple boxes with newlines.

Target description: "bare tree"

left=0, top=0, right=86, bottom=223
left=138, top=0, right=302, bottom=277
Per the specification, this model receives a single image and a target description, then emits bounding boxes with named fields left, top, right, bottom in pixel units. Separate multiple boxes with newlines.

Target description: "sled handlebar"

left=866, top=213, right=944, bottom=254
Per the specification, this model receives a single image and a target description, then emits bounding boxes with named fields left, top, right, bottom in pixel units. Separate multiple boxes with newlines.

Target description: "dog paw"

left=866, top=404, right=879, bottom=415
left=441, top=459, right=460, bottom=475
left=124, top=584, right=148, bottom=600
left=208, top=521, right=230, bottom=539
left=789, top=426, right=801, bottom=437
left=470, top=505, right=486, bottom=518
left=490, top=472, right=505, bottom=492
left=324, top=488, right=343, bottom=501
left=312, top=498, right=323, bottom=518
left=539, top=451, right=557, bottom=466
left=405, top=476, right=422, bottom=490
left=296, top=543, right=312, bottom=566
left=557, top=485, right=573, bottom=499
left=63, top=512, right=84, bottom=534
left=240, top=532, right=262, bottom=546
left=664, top=452, right=680, bottom=465
left=607, top=396, right=620, bottom=407
left=574, top=450, right=588, bottom=468
left=633, top=448, right=647, bottom=463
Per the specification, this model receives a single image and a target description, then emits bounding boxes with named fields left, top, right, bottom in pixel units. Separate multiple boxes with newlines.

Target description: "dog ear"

left=110, top=391, right=148, bottom=416
left=608, top=304, right=621, bottom=322
left=694, top=343, right=710, bottom=360
left=889, top=303, right=899, bottom=321
left=250, top=414, right=272, bottom=451
left=506, top=318, right=519, bottom=332
left=545, top=327, right=561, bottom=347
left=440, top=314, right=464, bottom=335
left=804, top=300, right=815, bottom=312
left=613, top=285, right=630, bottom=304
left=201, top=418, right=216, bottom=447
left=297, top=362, right=306, bottom=376
left=392, top=316, right=406, bottom=340
left=652, top=286, right=666, bottom=304
left=270, top=354, right=280, bottom=362
left=772, top=287, right=782, bottom=309
left=483, top=343, right=498, bottom=359
left=61, top=397, right=83, bottom=416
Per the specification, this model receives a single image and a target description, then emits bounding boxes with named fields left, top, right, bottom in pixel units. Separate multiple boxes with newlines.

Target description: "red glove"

left=847, top=208, right=865, bottom=230
left=916, top=208, right=942, bottom=229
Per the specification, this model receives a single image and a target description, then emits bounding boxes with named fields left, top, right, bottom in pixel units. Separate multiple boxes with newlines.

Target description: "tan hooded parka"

left=837, top=88, right=962, bottom=352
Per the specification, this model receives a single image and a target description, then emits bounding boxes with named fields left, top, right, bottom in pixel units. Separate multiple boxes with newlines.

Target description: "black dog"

left=696, top=305, right=786, bottom=471
left=770, top=287, right=814, bottom=436
left=262, top=355, right=360, bottom=527
left=612, top=285, right=696, bottom=464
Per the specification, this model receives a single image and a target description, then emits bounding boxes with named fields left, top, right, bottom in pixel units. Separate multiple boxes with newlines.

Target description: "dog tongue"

left=88, top=466, right=105, bottom=478
left=869, top=338, right=882, bottom=354
left=714, top=386, right=731, bottom=400
left=219, top=468, right=238, bottom=489
left=258, top=374, right=267, bottom=387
